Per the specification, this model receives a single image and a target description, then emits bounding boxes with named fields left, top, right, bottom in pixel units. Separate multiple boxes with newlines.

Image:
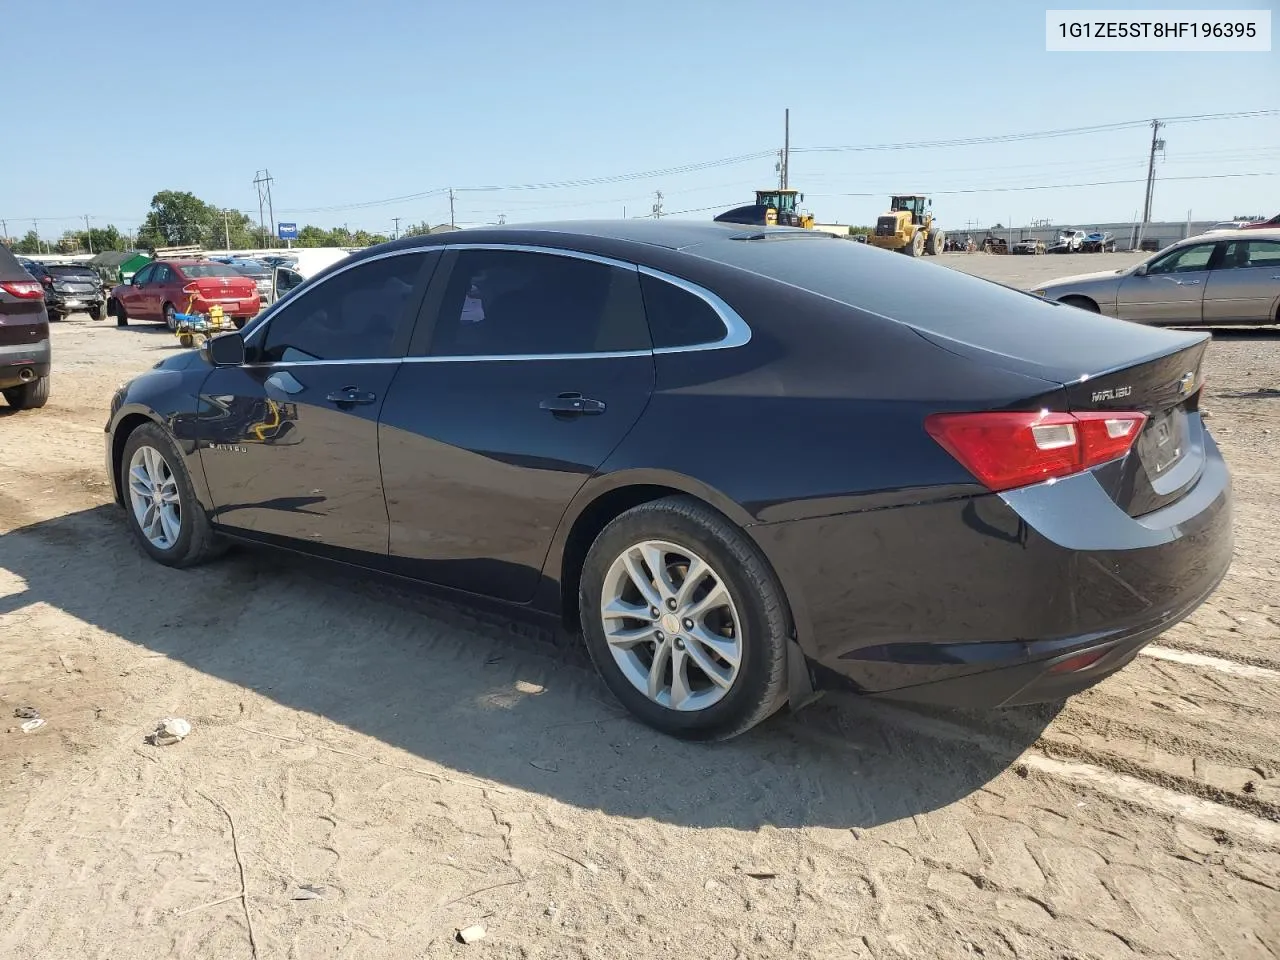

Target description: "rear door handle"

left=540, top=393, right=606, bottom=416
left=326, top=387, right=377, bottom=406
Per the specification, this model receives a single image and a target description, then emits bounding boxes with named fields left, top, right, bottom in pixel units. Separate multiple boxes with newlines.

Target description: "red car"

left=108, top=260, right=261, bottom=330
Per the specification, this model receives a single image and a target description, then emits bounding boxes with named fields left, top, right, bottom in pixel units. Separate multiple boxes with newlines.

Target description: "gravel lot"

left=1, top=251, right=1277, bottom=959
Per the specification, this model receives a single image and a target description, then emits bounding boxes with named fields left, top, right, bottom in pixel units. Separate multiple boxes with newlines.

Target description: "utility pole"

left=83, top=215, right=93, bottom=254
left=1, top=219, right=7, bottom=244
left=652, top=191, right=664, bottom=219
left=449, top=189, right=456, bottom=228
left=32, top=220, right=40, bottom=253
left=392, top=216, right=401, bottom=239
left=783, top=107, right=790, bottom=190
left=223, top=211, right=231, bottom=250
left=1137, top=119, right=1164, bottom=248
left=253, top=169, right=275, bottom=247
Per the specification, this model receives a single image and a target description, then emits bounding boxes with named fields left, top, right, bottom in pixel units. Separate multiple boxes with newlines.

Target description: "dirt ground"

left=1, top=252, right=1277, bottom=960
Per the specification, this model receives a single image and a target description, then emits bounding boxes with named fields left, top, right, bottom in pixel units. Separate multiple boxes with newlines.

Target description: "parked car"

left=0, top=245, right=51, bottom=409
left=1049, top=230, right=1088, bottom=253
left=1206, top=221, right=1250, bottom=232
left=213, top=257, right=274, bottom=306
left=105, top=220, right=1232, bottom=740
left=108, top=259, right=261, bottom=330
left=1013, top=237, right=1045, bottom=255
left=1242, top=213, right=1280, bottom=230
left=35, top=262, right=107, bottom=320
left=1081, top=232, right=1117, bottom=253
left=1032, top=228, right=1280, bottom=325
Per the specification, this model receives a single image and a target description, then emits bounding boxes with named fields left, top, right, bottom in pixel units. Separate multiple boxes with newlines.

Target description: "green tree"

left=295, top=225, right=331, bottom=248
left=11, top=231, right=43, bottom=254
left=137, top=190, right=221, bottom=248
left=401, top=220, right=432, bottom=238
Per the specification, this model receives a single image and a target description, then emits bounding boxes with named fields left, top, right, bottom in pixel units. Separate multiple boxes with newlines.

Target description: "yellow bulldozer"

left=867, top=195, right=944, bottom=257
left=714, top=188, right=815, bottom=229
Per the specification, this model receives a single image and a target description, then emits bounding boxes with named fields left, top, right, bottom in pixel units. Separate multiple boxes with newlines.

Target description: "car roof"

left=370, top=219, right=801, bottom=255
left=1193, top=227, right=1280, bottom=241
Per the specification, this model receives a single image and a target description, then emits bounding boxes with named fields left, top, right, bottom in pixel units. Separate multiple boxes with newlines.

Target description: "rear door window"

left=424, top=249, right=650, bottom=357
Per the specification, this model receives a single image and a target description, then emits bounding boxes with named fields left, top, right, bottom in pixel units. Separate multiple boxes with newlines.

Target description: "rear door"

left=1203, top=238, right=1280, bottom=324
left=197, top=250, right=436, bottom=556
left=1116, top=240, right=1221, bottom=325
left=379, top=246, right=656, bottom=602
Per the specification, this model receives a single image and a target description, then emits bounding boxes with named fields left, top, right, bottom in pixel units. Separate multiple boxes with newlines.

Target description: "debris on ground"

left=735, top=864, right=777, bottom=880
left=148, top=717, right=192, bottom=746
left=14, top=706, right=40, bottom=719
left=20, top=718, right=46, bottom=733
left=290, top=884, right=326, bottom=900
left=529, top=759, right=559, bottom=772
left=456, top=924, right=487, bottom=944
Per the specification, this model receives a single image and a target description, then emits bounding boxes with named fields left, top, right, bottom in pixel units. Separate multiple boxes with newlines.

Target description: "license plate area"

left=1136, top=407, right=1187, bottom=476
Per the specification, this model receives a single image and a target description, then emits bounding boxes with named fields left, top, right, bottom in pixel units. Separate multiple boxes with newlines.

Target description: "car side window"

left=258, top=253, right=426, bottom=363
left=153, top=265, right=173, bottom=284
left=1222, top=239, right=1280, bottom=268
left=133, top=265, right=155, bottom=284
left=638, top=273, right=728, bottom=348
left=425, top=250, right=650, bottom=357
left=1147, top=243, right=1217, bottom=275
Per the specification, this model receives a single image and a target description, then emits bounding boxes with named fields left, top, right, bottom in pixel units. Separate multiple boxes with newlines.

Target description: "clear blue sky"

left=3, top=0, right=1276, bottom=239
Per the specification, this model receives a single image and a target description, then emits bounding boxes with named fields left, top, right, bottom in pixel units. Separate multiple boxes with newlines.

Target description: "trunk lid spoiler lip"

left=904, top=323, right=1210, bottom=391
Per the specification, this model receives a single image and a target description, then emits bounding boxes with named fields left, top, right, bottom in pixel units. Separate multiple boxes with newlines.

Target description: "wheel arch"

left=109, top=409, right=165, bottom=506
left=539, top=470, right=818, bottom=707
left=1057, top=294, right=1101, bottom=313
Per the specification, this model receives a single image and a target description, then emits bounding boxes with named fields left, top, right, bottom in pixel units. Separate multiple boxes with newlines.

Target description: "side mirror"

left=203, top=332, right=245, bottom=367
left=1134, top=264, right=1148, bottom=277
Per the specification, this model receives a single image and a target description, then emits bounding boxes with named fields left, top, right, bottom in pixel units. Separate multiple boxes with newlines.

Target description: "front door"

left=1203, top=238, right=1280, bottom=324
left=380, top=247, right=656, bottom=602
left=120, top=263, right=158, bottom=320
left=197, top=249, right=436, bottom=557
left=1116, top=240, right=1221, bottom=325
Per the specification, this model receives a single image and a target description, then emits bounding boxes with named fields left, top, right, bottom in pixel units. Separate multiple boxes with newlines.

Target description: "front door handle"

left=326, top=387, right=377, bottom=406
left=1173, top=279, right=1200, bottom=285
left=540, top=392, right=606, bottom=416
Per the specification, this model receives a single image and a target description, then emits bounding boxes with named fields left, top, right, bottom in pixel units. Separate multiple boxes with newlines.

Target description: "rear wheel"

left=579, top=496, right=790, bottom=741
left=2, top=375, right=50, bottom=410
left=89, top=304, right=104, bottom=321
left=905, top=230, right=925, bottom=257
left=163, top=302, right=177, bottom=331
left=926, top=228, right=944, bottom=255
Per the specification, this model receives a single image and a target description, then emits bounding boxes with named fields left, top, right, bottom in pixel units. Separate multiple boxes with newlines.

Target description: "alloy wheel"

left=600, top=540, right=743, bottom=712
left=127, top=445, right=182, bottom=550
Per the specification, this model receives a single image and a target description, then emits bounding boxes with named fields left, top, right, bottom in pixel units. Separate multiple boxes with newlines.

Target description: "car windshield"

left=179, top=263, right=241, bottom=278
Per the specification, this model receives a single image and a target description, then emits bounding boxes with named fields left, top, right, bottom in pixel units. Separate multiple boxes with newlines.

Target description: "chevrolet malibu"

left=104, top=220, right=1233, bottom=740
left=1034, top=228, right=1280, bottom=326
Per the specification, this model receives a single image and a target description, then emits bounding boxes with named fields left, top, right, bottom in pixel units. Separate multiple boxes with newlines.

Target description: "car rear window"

left=180, top=263, right=240, bottom=278
left=47, top=265, right=97, bottom=277
left=231, top=264, right=270, bottom=278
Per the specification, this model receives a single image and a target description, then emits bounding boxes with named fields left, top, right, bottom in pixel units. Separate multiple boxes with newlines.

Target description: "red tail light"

left=41, top=275, right=53, bottom=287
left=0, top=280, right=46, bottom=299
left=925, top=410, right=1147, bottom=492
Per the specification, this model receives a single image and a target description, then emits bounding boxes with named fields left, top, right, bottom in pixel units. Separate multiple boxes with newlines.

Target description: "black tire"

left=904, top=229, right=924, bottom=257
left=926, top=228, right=944, bottom=256
left=1059, top=295, right=1101, bottom=313
left=48, top=311, right=63, bottom=322
left=578, top=496, right=791, bottom=741
left=118, top=422, right=226, bottom=568
left=89, top=304, right=104, bottom=321
left=2, top=375, right=50, bottom=410
left=114, top=300, right=129, bottom=326
left=163, top=302, right=177, bottom=331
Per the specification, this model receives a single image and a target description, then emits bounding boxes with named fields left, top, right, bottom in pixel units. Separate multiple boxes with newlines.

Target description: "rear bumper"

left=754, top=429, right=1233, bottom=708
left=0, top=337, right=52, bottom=389
left=47, top=292, right=105, bottom=310
left=191, top=296, right=260, bottom=318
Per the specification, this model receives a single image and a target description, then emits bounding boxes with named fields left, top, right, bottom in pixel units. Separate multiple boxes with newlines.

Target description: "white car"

left=1049, top=230, right=1088, bottom=253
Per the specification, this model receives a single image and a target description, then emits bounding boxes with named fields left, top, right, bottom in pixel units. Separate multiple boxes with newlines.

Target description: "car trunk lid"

left=189, top=276, right=258, bottom=301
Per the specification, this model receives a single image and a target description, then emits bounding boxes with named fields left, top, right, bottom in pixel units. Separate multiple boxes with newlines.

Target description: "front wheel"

left=119, top=422, right=226, bottom=567
left=926, top=228, right=944, bottom=255
left=1059, top=295, right=1101, bottom=313
left=579, top=496, right=790, bottom=741
left=904, top=230, right=925, bottom=257
left=89, top=304, right=104, bottom=321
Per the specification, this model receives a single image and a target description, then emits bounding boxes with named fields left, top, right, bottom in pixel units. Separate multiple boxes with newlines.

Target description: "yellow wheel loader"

left=714, top=188, right=815, bottom=229
left=867, top=195, right=944, bottom=257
